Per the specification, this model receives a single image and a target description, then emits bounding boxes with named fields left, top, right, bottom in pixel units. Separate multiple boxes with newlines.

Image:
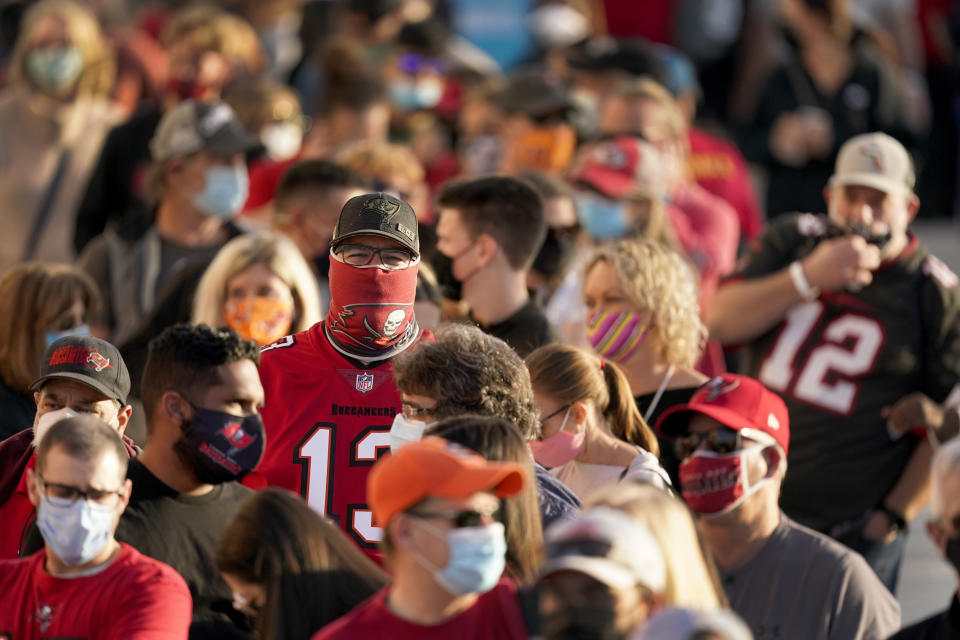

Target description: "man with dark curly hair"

left=391, top=323, right=579, bottom=528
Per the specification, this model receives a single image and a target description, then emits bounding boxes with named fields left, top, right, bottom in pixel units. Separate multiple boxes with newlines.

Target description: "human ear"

left=569, top=401, right=590, bottom=434
left=761, top=445, right=784, bottom=480
left=26, top=467, right=39, bottom=507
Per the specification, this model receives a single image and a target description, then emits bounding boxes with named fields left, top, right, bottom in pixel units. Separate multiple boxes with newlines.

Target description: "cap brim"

left=432, top=464, right=525, bottom=501
left=657, top=403, right=754, bottom=437
left=540, top=556, right=638, bottom=590
left=574, top=165, right=636, bottom=199
left=331, top=230, right=420, bottom=257
left=206, top=124, right=262, bottom=158
left=30, top=372, right=124, bottom=404
left=828, top=173, right=912, bottom=196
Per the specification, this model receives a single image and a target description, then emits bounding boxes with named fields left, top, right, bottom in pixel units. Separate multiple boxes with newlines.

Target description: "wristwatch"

left=875, top=504, right=908, bottom=533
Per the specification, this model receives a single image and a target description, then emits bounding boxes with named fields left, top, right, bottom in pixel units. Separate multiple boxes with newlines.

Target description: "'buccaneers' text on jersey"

left=726, top=213, right=960, bottom=532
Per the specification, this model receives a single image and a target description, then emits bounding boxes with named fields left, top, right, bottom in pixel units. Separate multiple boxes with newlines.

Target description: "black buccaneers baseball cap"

left=331, top=192, right=420, bottom=257
left=30, top=336, right=131, bottom=405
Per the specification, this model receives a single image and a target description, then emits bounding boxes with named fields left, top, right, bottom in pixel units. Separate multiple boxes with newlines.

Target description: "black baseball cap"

left=30, top=336, right=131, bottom=405
left=331, top=192, right=419, bottom=256
left=498, top=68, right=574, bottom=119
left=150, top=100, right=261, bottom=163
left=567, top=37, right=668, bottom=84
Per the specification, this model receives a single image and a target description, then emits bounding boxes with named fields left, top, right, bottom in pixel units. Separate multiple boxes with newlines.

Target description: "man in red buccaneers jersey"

left=250, top=192, right=429, bottom=553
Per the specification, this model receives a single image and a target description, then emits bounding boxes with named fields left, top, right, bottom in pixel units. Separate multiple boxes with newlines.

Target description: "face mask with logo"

left=326, top=254, right=419, bottom=360
left=587, top=310, right=649, bottom=363
left=223, top=297, right=294, bottom=346
left=26, top=46, right=83, bottom=92
left=36, top=493, right=115, bottom=566
left=576, top=193, right=630, bottom=240
left=389, top=413, right=429, bottom=453
left=529, top=408, right=584, bottom=468
left=45, top=324, right=90, bottom=348
left=192, top=164, right=250, bottom=220
left=176, top=407, right=265, bottom=484
left=679, top=446, right=770, bottom=516
left=413, top=520, right=507, bottom=596
left=33, top=407, right=80, bottom=447
left=260, top=121, right=302, bottom=161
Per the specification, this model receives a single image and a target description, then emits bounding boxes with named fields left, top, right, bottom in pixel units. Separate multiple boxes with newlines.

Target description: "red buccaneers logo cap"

left=31, top=336, right=131, bottom=404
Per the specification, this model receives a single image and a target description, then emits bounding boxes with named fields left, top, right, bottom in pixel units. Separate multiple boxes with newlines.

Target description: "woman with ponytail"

left=525, top=343, right=671, bottom=501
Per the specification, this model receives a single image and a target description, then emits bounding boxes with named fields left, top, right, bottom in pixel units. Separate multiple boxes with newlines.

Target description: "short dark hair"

left=437, top=176, right=546, bottom=270
left=275, top=160, right=371, bottom=215
left=519, top=170, right=571, bottom=200
left=37, top=415, right=128, bottom=484
left=392, top=324, right=540, bottom=440
left=141, top=324, right=260, bottom=427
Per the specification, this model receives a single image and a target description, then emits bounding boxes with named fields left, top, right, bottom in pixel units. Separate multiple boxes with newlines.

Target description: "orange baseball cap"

left=368, top=436, right=526, bottom=527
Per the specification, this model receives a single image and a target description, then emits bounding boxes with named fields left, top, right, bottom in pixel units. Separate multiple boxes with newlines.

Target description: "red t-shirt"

left=311, top=580, right=527, bottom=640
left=0, top=543, right=192, bottom=639
left=0, top=454, right=37, bottom=560
left=251, top=323, right=429, bottom=554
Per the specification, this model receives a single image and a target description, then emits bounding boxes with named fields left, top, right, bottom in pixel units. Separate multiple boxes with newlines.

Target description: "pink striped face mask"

left=586, top=310, right=649, bottom=363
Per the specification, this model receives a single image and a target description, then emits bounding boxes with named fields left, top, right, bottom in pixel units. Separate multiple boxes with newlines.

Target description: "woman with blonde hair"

left=0, top=262, right=100, bottom=439
left=526, top=342, right=670, bottom=501
left=193, top=231, right=320, bottom=346
left=589, top=482, right=727, bottom=610
left=584, top=237, right=708, bottom=426
left=0, top=0, right=119, bottom=269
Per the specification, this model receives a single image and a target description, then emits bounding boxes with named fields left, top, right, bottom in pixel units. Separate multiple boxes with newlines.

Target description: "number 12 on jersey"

left=758, top=301, right=885, bottom=415
left=294, top=423, right=392, bottom=546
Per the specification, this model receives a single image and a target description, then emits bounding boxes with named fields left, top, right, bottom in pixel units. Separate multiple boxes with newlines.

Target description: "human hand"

left=861, top=510, right=899, bottom=544
left=802, top=235, right=881, bottom=292
left=769, top=112, right=809, bottom=166
left=883, top=392, right=944, bottom=440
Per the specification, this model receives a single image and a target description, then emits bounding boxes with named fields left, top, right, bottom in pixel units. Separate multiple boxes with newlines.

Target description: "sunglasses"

left=408, top=504, right=503, bottom=528
left=539, top=404, right=571, bottom=426
left=672, top=428, right=742, bottom=460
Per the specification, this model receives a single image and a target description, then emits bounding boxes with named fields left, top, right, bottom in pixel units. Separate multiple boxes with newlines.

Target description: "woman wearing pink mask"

left=192, top=231, right=320, bottom=345
left=526, top=343, right=670, bottom=501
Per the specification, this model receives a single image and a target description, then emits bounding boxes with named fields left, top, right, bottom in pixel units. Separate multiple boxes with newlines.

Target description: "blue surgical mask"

left=26, top=47, right=83, bottom=92
left=414, top=520, right=507, bottom=596
left=191, top=164, right=249, bottom=220
left=45, top=324, right=90, bottom=347
left=36, top=494, right=116, bottom=567
left=575, top=193, right=630, bottom=240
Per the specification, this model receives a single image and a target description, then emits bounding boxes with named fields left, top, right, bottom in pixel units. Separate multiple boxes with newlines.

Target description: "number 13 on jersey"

left=294, top=423, right=392, bottom=546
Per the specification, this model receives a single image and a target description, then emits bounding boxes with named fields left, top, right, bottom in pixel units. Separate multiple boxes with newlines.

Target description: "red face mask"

left=325, top=254, right=419, bottom=359
left=679, top=447, right=770, bottom=517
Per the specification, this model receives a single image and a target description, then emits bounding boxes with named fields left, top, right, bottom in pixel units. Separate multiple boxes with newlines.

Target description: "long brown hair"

left=216, top=488, right=389, bottom=640
left=426, top=415, right=544, bottom=583
left=526, top=343, right=659, bottom=457
left=0, top=262, right=99, bottom=393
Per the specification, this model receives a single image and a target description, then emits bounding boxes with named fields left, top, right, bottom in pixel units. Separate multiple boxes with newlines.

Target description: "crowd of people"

left=1, top=0, right=960, bottom=638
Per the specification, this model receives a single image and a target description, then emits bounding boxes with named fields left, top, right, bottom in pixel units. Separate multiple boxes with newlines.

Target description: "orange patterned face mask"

left=223, top=297, right=294, bottom=345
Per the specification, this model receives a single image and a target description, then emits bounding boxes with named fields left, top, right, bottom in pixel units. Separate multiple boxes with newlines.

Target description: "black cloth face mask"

left=174, top=406, right=265, bottom=484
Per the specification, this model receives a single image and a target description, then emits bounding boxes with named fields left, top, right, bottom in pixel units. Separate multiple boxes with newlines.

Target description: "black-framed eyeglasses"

left=672, top=428, right=742, bottom=460
left=408, top=504, right=503, bottom=528
left=37, top=475, right=123, bottom=505
left=539, top=404, right=571, bottom=426
left=335, top=244, right=416, bottom=270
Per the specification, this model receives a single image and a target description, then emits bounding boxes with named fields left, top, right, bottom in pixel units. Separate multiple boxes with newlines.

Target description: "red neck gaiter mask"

left=325, top=254, right=420, bottom=361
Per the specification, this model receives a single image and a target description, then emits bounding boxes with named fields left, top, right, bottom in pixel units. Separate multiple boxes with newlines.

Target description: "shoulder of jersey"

left=921, top=254, right=960, bottom=290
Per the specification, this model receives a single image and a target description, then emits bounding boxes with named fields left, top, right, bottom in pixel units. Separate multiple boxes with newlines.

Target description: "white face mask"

left=34, top=407, right=79, bottom=448
left=389, top=413, right=430, bottom=453
left=36, top=494, right=116, bottom=567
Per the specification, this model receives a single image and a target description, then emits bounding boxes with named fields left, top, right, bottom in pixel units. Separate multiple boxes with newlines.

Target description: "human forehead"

left=200, top=360, right=264, bottom=404
left=340, top=233, right=408, bottom=250
left=26, top=13, right=69, bottom=47
left=227, top=262, right=285, bottom=289
left=41, top=444, right=123, bottom=489
left=584, top=261, right=627, bottom=296
left=39, top=379, right=111, bottom=405
left=436, top=208, right=472, bottom=240
left=418, top=491, right=499, bottom=512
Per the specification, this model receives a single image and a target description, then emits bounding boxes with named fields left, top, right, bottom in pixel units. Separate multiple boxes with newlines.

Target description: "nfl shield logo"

left=356, top=373, right=374, bottom=393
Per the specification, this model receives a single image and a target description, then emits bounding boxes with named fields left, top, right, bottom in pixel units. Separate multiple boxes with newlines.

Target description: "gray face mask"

left=36, top=494, right=115, bottom=567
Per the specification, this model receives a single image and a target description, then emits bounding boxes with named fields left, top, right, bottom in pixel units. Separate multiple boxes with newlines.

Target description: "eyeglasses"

left=334, top=244, right=416, bottom=270
left=539, top=404, right=571, bottom=426
left=37, top=475, right=123, bottom=505
left=408, top=503, right=503, bottom=528
left=672, top=428, right=742, bottom=460
left=401, top=403, right=435, bottom=419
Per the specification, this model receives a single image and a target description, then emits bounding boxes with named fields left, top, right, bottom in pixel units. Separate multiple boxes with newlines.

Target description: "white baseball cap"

left=828, top=132, right=915, bottom=196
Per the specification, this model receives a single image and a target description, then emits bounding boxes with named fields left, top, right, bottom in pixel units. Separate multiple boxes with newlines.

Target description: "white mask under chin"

left=33, top=407, right=80, bottom=447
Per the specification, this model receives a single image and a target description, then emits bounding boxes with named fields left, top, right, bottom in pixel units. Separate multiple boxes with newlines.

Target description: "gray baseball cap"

left=150, top=100, right=261, bottom=163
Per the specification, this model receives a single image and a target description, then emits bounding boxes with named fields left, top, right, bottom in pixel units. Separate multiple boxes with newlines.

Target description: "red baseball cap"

left=368, top=436, right=526, bottom=527
left=569, top=136, right=664, bottom=200
left=656, top=374, right=790, bottom=454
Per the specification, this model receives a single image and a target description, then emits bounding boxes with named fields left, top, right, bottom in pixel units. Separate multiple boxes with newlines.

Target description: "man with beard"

left=251, top=192, right=430, bottom=557
left=101, top=323, right=263, bottom=639
left=707, top=132, right=960, bottom=590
